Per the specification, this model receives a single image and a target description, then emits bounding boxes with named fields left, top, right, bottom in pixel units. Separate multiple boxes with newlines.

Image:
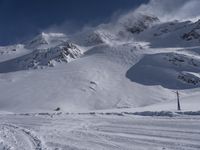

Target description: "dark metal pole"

left=176, top=91, right=181, bottom=111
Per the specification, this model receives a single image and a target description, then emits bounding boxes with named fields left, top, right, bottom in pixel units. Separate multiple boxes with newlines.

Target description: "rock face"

left=0, top=41, right=82, bottom=73
left=182, top=29, right=200, bottom=41
left=123, top=14, right=159, bottom=34
left=178, top=73, right=200, bottom=85
left=18, top=42, right=82, bottom=70
left=182, top=20, right=200, bottom=41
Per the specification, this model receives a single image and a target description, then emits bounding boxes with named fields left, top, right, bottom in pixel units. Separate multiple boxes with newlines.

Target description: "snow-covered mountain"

left=25, top=32, right=68, bottom=49
left=118, top=13, right=159, bottom=34
left=0, top=42, right=82, bottom=72
left=0, top=14, right=200, bottom=113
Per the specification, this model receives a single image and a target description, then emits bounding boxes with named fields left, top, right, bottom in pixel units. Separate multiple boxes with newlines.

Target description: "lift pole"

left=176, top=91, right=181, bottom=111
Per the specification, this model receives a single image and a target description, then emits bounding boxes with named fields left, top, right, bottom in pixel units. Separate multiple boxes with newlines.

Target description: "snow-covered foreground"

left=0, top=113, right=200, bottom=150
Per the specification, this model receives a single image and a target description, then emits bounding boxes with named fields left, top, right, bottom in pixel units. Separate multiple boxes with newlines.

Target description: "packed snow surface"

left=0, top=113, right=200, bottom=150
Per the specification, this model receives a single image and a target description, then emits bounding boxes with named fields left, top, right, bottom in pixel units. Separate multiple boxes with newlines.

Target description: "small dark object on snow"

left=54, top=107, right=61, bottom=111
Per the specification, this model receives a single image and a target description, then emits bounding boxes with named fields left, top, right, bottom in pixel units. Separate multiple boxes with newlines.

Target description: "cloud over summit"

left=135, top=0, right=200, bottom=22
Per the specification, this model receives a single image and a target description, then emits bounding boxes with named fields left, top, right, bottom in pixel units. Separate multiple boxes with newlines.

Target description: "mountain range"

left=0, top=13, right=200, bottom=113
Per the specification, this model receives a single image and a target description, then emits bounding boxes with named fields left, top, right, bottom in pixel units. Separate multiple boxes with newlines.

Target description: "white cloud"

left=134, top=0, right=200, bottom=22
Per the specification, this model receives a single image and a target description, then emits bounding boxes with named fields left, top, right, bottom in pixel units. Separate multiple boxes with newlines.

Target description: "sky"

left=0, top=0, right=148, bottom=45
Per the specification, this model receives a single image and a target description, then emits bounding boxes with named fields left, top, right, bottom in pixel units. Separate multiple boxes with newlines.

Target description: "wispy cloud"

left=135, top=0, right=200, bottom=22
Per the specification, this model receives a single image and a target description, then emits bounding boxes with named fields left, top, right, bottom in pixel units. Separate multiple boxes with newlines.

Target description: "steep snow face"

left=126, top=52, right=200, bottom=89
left=0, top=42, right=82, bottom=73
left=72, top=30, right=105, bottom=46
left=71, top=29, right=119, bottom=47
left=19, top=42, right=82, bottom=70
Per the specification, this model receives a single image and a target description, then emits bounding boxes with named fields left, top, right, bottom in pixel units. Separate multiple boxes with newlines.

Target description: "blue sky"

left=0, top=0, right=148, bottom=45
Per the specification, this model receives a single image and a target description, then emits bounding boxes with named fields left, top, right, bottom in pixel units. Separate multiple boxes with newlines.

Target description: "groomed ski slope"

left=0, top=113, right=200, bottom=150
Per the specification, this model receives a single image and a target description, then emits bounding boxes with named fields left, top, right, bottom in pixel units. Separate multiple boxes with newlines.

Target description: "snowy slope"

left=0, top=14, right=200, bottom=113
left=134, top=19, right=200, bottom=47
left=0, top=44, right=29, bottom=62
left=0, top=42, right=82, bottom=73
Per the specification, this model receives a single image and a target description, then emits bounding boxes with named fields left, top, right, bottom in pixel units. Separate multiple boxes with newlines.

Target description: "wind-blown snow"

left=134, top=0, right=200, bottom=22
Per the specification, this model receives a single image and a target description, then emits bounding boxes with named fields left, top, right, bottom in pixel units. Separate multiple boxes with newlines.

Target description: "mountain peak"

left=25, top=32, right=67, bottom=49
left=118, top=13, right=159, bottom=33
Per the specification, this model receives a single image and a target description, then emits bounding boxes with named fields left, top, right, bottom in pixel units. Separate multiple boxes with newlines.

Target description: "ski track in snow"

left=0, top=123, right=44, bottom=150
left=0, top=114, right=200, bottom=150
